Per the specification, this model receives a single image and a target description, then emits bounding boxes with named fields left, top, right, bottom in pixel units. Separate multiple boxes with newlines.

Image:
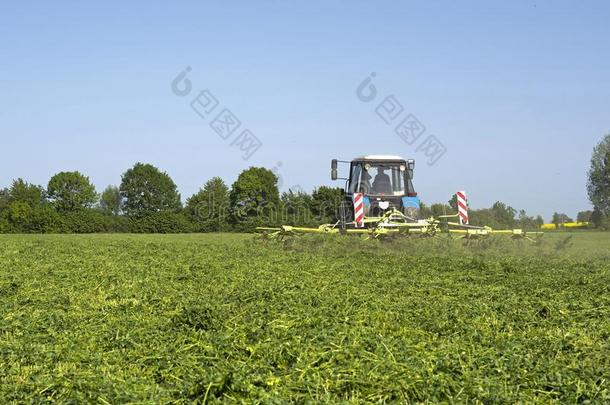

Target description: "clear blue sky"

left=1, top=1, right=608, bottom=221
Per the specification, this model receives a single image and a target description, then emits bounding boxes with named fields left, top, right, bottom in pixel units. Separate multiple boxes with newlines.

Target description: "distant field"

left=537, top=230, right=610, bottom=254
left=0, top=232, right=609, bottom=402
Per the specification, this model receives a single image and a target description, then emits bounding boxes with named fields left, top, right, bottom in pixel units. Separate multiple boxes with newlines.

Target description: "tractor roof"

left=354, top=155, right=405, bottom=161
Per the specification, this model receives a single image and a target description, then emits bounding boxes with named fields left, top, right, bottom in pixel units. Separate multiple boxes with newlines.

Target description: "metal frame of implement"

left=256, top=208, right=544, bottom=241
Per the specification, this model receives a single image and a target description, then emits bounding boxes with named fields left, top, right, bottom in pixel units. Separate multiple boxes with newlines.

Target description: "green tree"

left=587, top=134, right=610, bottom=215
left=0, top=188, right=10, bottom=212
left=281, top=189, right=314, bottom=226
left=311, top=186, right=343, bottom=223
left=429, top=203, right=452, bottom=218
left=418, top=201, right=431, bottom=218
left=491, top=201, right=516, bottom=228
left=0, top=179, right=59, bottom=233
left=120, top=163, right=182, bottom=217
left=448, top=194, right=458, bottom=211
left=516, top=209, right=542, bottom=230
left=47, top=171, right=98, bottom=212
left=7, top=179, right=46, bottom=207
left=186, top=177, right=230, bottom=232
left=591, top=208, right=609, bottom=229
left=552, top=212, right=572, bottom=227
left=469, top=208, right=494, bottom=227
left=229, top=167, right=279, bottom=228
left=100, top=185, right=122, bottom=215
left=576, top=210, right=593, bottom=223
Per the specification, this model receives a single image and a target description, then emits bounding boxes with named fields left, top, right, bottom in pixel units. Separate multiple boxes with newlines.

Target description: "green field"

left=1, top=232, right=609, bottom=403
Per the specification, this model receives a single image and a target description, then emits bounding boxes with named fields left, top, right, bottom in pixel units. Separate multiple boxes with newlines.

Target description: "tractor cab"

left=332, top=155, right=421, bottom=221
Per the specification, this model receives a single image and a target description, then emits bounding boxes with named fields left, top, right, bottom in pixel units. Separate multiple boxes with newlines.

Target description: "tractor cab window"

left=348, top=164, right=368, bottom=194
left=349, top=162, right=407, bottom=196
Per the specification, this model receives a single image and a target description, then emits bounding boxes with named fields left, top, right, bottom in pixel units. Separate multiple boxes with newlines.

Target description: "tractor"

left=257, top=155, right=543, bottom=241
left=331, top=155, right=421, bottom=229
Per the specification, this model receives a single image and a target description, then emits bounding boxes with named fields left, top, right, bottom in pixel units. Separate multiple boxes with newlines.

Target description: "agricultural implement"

left=257, top=155, right=543, bottom=241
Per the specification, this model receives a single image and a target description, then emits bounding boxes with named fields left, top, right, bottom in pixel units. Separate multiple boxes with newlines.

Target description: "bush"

left=0, top=206, right=196, bottom=234
left=127, top=211, right=194, bottom=233
left=231, top=215, right=273, bottom=233
left=0, top=218, right=9, bottom=233
left=1, top=202, right=62, bottom=233
left=59, top=210, right=130, bottom=233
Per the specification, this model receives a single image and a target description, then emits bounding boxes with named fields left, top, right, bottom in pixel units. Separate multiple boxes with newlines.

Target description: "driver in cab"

left=372, top=167, right=392, bottom=195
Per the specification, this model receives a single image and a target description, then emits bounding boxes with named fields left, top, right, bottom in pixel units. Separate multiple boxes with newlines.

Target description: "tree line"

left=1, top=131, right=608, bottom=234
left=0, top=161, right=570, bottom=234
left=0, top=162, right=544, bottom=234
left=0, top=163, right=346, bottom=234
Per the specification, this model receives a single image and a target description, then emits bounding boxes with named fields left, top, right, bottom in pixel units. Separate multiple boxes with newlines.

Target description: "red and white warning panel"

left=354, top=193, right=364, bottom=228
left=456, top=191, right=469, bottom=225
